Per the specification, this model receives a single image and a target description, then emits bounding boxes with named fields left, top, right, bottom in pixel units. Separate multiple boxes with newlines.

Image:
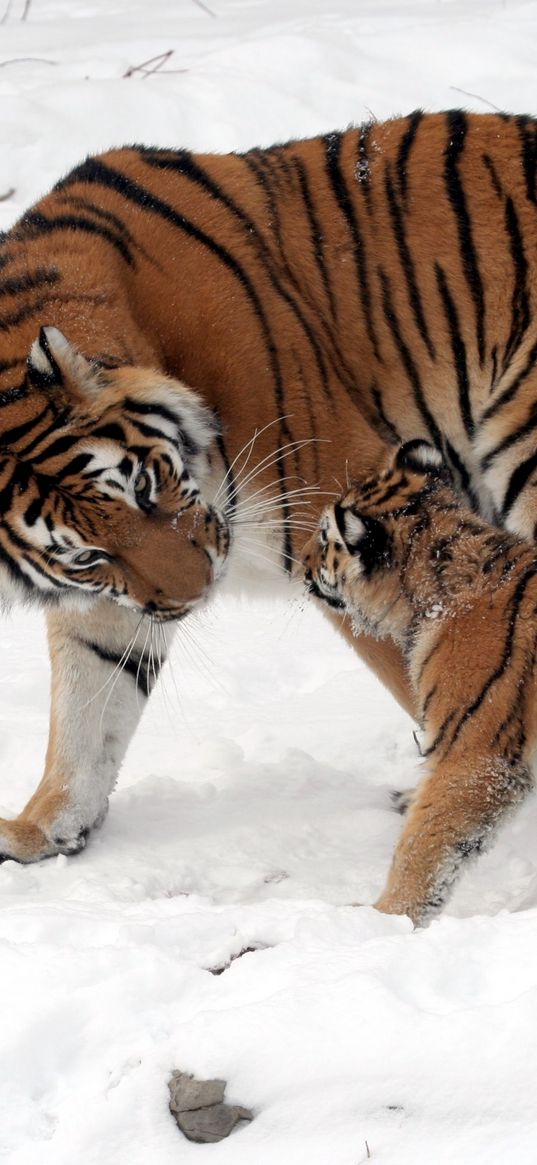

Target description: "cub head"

left=301, top=440, right=448, bottom=640
left=0, top=327, right=230, bottom=620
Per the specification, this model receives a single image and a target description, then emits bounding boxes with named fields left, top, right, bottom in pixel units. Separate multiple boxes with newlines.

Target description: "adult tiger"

left=0, top=109, right=536, bottom=863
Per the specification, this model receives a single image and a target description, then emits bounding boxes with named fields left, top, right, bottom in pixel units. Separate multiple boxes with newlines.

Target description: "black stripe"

left=16, top=550, right=70, bottom=589
left=29, top=432, right=79, bottom=465
left=0, top=290, right=108, bottom=335
left=56, top=193, right=155, bottom=265
left=385, top=162, right=435, bottom=359
left=396, top=110, right=423, bottom=202
left=447, top=563, right=537, bottom=747
left=37, top=325, right=64, bottom=387
left=215, top=430, right=237, bottom=518
left=516, top=115, right=537, bottom=204
left=356, top=119, right=374, bottom=211
left=15, top=211, right=135, bottom=266
left=502, top=196, right=530, bottom=371
left=444, top=439, right=478, bottom=511
left=292, top=156, right=337, bottom=318
left=482, top=153, right=503, bottom=200
left=141, top=147, right=335, bottom=403
left=502, top=449, right=537, bottom=516
left=93, top=422, right=127, bottom=443
left=80, top=639, right=157, bottom=696
left=0, top=357, right=25, bottom=375
left=481, top=401, right=537, bottom=471
left=0, top=251, right=16, bottom=273
left=490, top=343, right=498, bottom=390
left=58, top=155, right=297, bottom=571
left=0, top=403, right=55, bottom=450
left=378, top=267, right=442, bottom=446
left=435, top=263, right=473, bottom=437
left=324, top=130, right=382, bottom=362
left=421, top=684, right=437, bottom=718
left=444, top=110, right=486, bottom=366
left=421, top=710, right=457, bottom=757
left=0, top=268, right=60, bottom=299
left=483, top=336, right=537, bottom=421
left=57, top=453, right=95, bottom=478
left=371, top=382, right=402, bottom=443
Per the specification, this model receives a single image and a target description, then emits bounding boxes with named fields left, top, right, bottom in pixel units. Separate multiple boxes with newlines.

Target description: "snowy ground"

left=2, top=1, right=537, bottom=1162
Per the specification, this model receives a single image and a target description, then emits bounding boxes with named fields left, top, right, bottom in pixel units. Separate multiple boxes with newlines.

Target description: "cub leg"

left=0, top=600, right=174, bottom=863
left=374, top=753, right=533, bottom=925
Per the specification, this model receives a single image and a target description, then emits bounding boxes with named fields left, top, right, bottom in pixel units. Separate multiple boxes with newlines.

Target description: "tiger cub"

left=302, top=440, right=537, bottom=926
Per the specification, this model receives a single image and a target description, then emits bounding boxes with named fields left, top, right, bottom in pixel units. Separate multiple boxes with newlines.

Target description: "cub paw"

left=390, top=788, right=415, bottom=816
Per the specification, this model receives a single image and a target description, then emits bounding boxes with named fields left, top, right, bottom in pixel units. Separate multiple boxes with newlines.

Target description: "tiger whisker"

left=134, top=618, right=153, bottom=714
left=233, top=520, right=316, bottom=530
left=179, top=618, right=229, bottom=694
left=239, top=536, right=304, bottom=571
left=213, top=414, right=295, bottom=505
left=97, top=615, right=147, bottom=739
left=223, top=437, right=327, bottom=507
left=231, top=485, right=337, bottom=519
left=232, top=493, right=322, bottom=519
left=229, top=473, right=312, bottom=509
left=82, top=613, right=145, bottom=710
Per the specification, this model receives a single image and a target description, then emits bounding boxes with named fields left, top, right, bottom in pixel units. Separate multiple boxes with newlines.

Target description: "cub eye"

left=71, top=549, right=107, bottom=567
left=134, top=468, right=153, bottom=511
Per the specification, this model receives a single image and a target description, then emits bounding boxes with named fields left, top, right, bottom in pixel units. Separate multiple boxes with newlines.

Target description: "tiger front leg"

left=0, top=601, right=172, bottom=864
left=374, top=753, right=533, bottom=926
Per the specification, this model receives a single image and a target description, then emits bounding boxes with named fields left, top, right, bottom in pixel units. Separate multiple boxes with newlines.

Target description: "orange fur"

left=1, top=111, right=537, bottom=860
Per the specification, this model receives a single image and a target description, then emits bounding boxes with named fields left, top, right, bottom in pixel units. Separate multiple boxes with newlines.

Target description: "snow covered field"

left=2, top=0, right=537, bottom=1161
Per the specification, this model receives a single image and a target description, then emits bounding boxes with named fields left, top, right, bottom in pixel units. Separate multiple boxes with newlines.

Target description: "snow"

left=2, top=0, right=537, bottom=1161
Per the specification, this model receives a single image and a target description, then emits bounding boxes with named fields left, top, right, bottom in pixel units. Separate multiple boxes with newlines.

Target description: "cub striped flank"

left=303, top=441, right=537, bottom=925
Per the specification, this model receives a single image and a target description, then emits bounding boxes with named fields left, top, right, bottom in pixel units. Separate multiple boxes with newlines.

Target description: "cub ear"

left=27, top=327, right=97, bottom=403
left=334, top=503, right=366, bottom=550
left=334, top=503, right=391, bottom=573
left=395, top=439, right=444, bottom=474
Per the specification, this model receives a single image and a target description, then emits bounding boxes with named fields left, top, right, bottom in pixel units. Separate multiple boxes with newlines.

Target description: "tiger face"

left=0, top=327, right=230, bottom=620
left=302, top=441, right=447, bottom=641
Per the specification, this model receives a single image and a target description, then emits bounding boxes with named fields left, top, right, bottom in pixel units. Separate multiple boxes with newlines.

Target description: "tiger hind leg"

left=374, top=754, right=533, bottom=926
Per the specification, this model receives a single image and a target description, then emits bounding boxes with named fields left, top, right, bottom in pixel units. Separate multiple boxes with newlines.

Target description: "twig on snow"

left=192, top=0, right=217, bottom=16
left=123, top=50, right=188, bottom=80
left=0, top=57, right=57, bottom=67
left=0, top=188, right=15, bottom=202
left=0, top=0, right=32, bottom=21
left=449, top=85, right=502, bottom=113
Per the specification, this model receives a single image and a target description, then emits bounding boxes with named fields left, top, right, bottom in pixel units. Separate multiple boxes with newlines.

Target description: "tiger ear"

left=334, top=503, right=391, bottom=572
left=395, top=439, right=444, bottom=474
left=334, top=504, right=366, bottom=550
left=27, top=327, right=98, bottom=404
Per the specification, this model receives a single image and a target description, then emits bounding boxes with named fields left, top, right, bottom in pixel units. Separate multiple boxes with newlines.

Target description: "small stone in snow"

left=168, top=1071, right=253, bottom=1143
left=168, top=1070, right=225, bottom=1112
left=176, top=1103, right=253, bottom=1143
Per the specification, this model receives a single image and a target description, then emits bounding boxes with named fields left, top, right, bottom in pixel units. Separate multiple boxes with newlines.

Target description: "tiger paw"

left=0, top=800, right=108, bottom=864
left=390, top=788, right=415, bottom=815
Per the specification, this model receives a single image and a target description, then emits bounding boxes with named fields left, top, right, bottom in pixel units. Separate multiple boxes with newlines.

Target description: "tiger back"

left=6, top=111, right=537, bottom=865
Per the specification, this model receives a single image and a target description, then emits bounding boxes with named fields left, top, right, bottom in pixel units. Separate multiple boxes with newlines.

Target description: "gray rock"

left=168, top=1071, right=253, bottom=1143
left=168, top=1071, right=225, bottom=1113
left=176, top=1103, right=253, bottom=1144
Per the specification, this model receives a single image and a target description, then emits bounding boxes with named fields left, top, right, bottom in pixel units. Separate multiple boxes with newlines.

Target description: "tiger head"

left=0, top=326, right=230, bottom=620
left=301, top=440, right=449, bottom=641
